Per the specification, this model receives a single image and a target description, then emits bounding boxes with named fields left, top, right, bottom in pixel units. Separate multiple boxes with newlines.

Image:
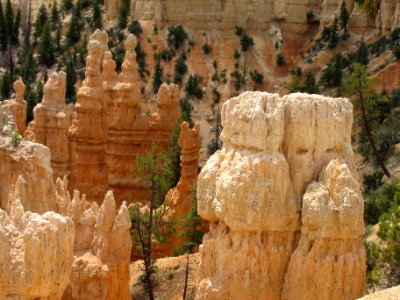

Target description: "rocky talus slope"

left=196, top=92, right=366, bottom=300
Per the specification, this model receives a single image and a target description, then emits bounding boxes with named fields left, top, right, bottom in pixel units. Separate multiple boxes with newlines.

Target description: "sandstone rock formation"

left=0, top=138, right=56, bottom=213
left=0, top=192, right=74, bottom=299
left=124, top=0, right=399, bottom=33
left=54, top=178, right=132, bottom=300
left=196, top=92, right=365, bottom=300
left=26, top=72, right=73, bottom=179
left=1, top=78, right=27, bottom=135
left=357, top=285, right=400, bottom=300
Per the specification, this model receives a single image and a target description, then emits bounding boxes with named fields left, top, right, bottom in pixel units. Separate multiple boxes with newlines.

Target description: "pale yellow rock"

left=357, top=285, right=400, bottom=300
left=0, top=139, right=56, bottom=213
left=0, top=198, right=74, bottom=300
left=196, top=92, right=365, bottom=300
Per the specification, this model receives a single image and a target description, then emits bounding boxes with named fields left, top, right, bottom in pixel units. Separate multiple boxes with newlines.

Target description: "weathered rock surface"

left=196, top=92, right=365, bottom=300
left=0, top=195, right=74, bottom=300
left=26, top=72, right=73, bottom=179
left=55, top=178, right=132, bottom=300
left=0, top=138, right=56, bottom=213
left=1, top=78, right=27, bottom=135
left=357, top=285, right=400, bottom=300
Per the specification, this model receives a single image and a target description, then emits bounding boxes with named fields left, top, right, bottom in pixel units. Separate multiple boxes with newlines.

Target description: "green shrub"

left=276, top=53, right=286, bottom=67
left=307, top=10, right=315, bottom=20
left=9, top=132, right=22, bottom=147
left=167, top=25, right=188, bottom=49
left=250, top=70, right=264, bottom=84
left=155, top=48, right=176, bottom=62
left=185, top=75, right=203, bottom=99
left=240, top=32, right=254, bottom=52
left=202, top=42, right=212, bottom=54
left=128, top=20, right=143, bottom=36
left=230, top=70, right=243, bottom=90
left=174, top=53, right=188, bottom=83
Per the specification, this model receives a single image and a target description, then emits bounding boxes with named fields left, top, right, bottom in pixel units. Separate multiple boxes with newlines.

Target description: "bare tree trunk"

left=182, top=254, right=190, bottom=300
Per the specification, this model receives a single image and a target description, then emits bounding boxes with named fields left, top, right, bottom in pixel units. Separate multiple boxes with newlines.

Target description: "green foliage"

left=155, top=48, right=176, bottom=62
left=65, top=2, right=81, bottom=45
left=0, top=70, right=12, bottom=101
left=11, top=8, right=20, bottom=45
left=33, top=4, right=48, bottom=44
left=276, top=53, right=286, bottom=67
left=354, top=0, right=378, bottom=20
left=240, top=32, right=254, bottom=52
left=185, top=75, right=203, bottom=99
left=0, top=2, right=7, bottom=51
left=24, top=84, right=37, bottom=124
left=339, top=1, right=350, bottom=32
left=19, top=46, right=36, bottom=83
left=328, top=16, right=339, bottom=49
left=173, top=185, right=206, bottom=256
left=128, top=20, right=143, bottom=36
left=303, top=72, right=319, bottom=94
left=250, top=69, right=264, bottom=84
left=92, top=0, right=102, bottom=29
left=51, top=1, right=59, bottom=29
left=355, top=39, right=369, bottom=66
left=230, top=70, right=244, bottom=90
left=62, top=0, right=73, bottom=11
left=167, top=25, right=188, bottom=49
left=212, top=87, right=221, bottom=103
left=320, top=53, right=346, bottom=87
left=307, top=10, right=315, bottom=20
left=233, top=49, right=241, bottom=59
left=152, top=59, right=163, bottom=94
left=202, top=42, right=212, bottom=54
left=38, top=21, right=55, bottom=67
left=35, top=80, right=44, bottom=103
left=65, top=55, right=76, bottom=104
left=363, top=170, right=384, bottom=194
left=112, top=44, right=125, bottom=71
left=9, top=131, right=22, bottom=147
left=235, top=26, right=244, bottom=37
left=118, top=0, right=130, bottom=29
left=174, top=52, right=188, bottom=83
left=135, top=41, right=148, bottom=78
left=287, top=69, right=319, bottom=94
left=5, top=0, right=13, bottom=38
left=287, top=73, right=304, bottom=93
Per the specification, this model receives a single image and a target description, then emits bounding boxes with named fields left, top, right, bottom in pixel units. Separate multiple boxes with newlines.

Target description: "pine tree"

left=0, top=2, right=7, bottom=51
left=38, top=21, right=55, bottom=67
left=24, top=84, right=37, bottom=124
left=65, top=55, right=77, bottom=103
left=62, top=0, right=73, bottom=11
left=92, top=0, right=102, bottom=29
left=339, top=1, right=350, bottom=32
left=344, top=63, right=391, bottom=178
left=0, top=71, right=12, bottom=101
left=118, top=0, right=130, bottom=29
left=35, top=80, right=44, bottom=103
left=303, top=72, right=319, bottom=94
left=66, top=2, right=81, bottom=45
left=33, top=4, right=48, bottom=44
left=328, top=15, right=339, bottom=49
left=5, top=0, right=13, bottom=39
left=54, top=23, right=61, bottom=51
left=355, top=39, right=369, bottom=66
left=20, top=46, right=36, bottom=82
left=152, top=59, right=163, bottom=94
left=51, top=0, right=59, bottom=30
left=12, top=8, right=20, bottom=45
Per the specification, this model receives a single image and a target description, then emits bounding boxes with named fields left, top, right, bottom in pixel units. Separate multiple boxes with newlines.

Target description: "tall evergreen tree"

left=0, top=71, right=12, bottom=101
left=12, top=8, right=20, bottom=45
left=35, top=80, right=44, bottom=103
left=5, top=0, right=13, bottom=39
left=152, top=59, right=163, bottom=94
left=51, top=0, right=59, bottom=29
left=62, top=0, right=73, bottom=11
left=355, top=39, right=369, bottom=66
left=38, top=21, right=55, bottom=67
left=20, top=46, right=36, bottom=82
left=339, top=1, right=350, bottom=32
left=92, top=0, right=102, bottom=29
left=0, top=2, right=7, bottom=51
left=24, top=84, right=37, bottom=124
left=33, top=4, right=48, bottom=44
left=118, top=0, right=130, bottom=29
left=54, top=23, right=61, bottom=51
left=66, top=2, right=81, bottom=45
left=65, top=55, right=77, bottom=103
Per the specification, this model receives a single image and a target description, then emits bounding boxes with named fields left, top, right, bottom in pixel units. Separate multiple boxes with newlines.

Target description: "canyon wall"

left=195, top=92, right=366, bottom=300
left=102, top=0, right=400, bottom=34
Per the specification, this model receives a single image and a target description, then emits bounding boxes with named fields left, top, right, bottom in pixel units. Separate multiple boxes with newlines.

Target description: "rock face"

left=55, top=178, right=132, bottom=300
left=0, top=138, right=56, bottom=213
left=26, top=72, right=73, bottom=179
left=0, top=194, right=74, bottom=300
left=196, top=92, right=365, bottom=300
left=122, top=0, right=400, bottom=33
left=1, top=78, right=27, bottom=135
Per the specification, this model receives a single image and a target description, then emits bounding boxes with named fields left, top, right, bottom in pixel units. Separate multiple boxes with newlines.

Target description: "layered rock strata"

left=0, top=191, right=74, bottom=300
left=26, top=72, right=73, bottom=179
left=196, top=92, right=365, bottom=300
